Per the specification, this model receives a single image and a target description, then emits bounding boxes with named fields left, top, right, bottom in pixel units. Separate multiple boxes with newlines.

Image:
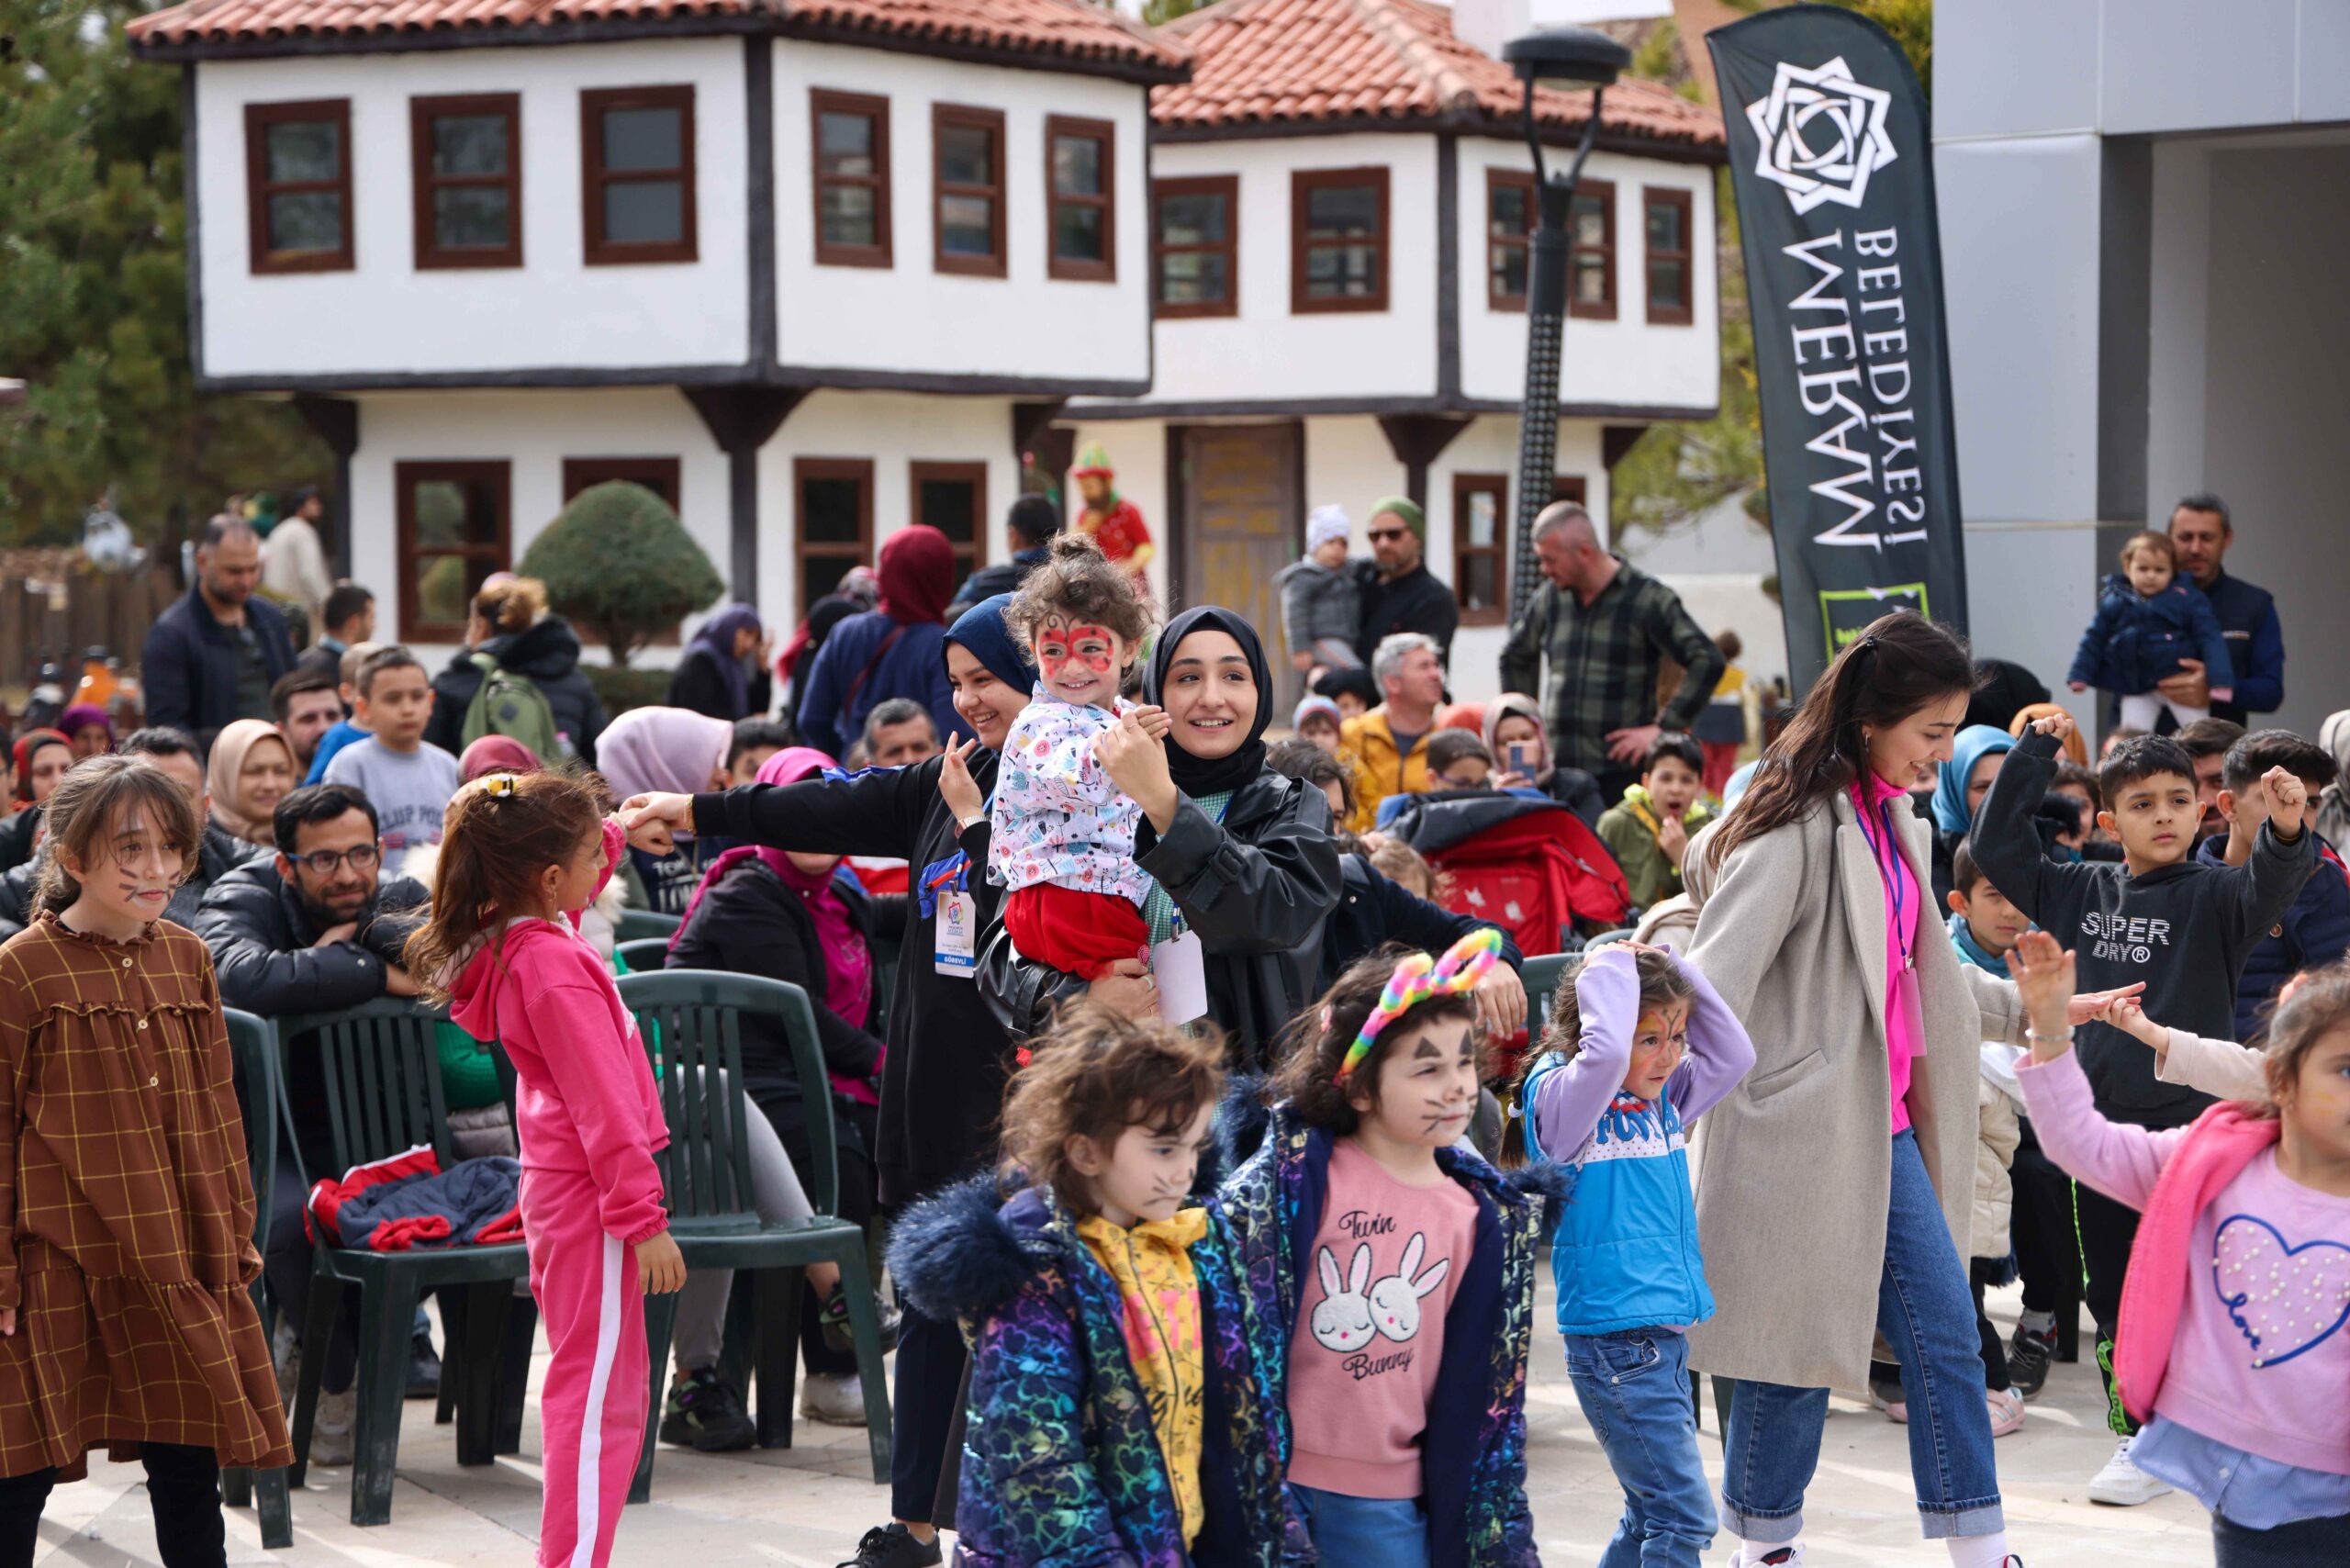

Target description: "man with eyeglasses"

left=196, top=780, right=432, bottom=1467
left=1351, top=497, right=1459, bottom=667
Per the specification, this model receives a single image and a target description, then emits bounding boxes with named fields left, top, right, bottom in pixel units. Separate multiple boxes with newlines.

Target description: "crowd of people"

left=0, top=486, right=2339, bottom=1568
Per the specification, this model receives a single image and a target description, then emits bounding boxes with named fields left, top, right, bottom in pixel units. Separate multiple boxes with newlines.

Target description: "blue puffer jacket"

left=1523, top=1065, right=1707, bottom=1337
left=1216, top=1090, right=1566, bottom=1568
left=2067, top=573, right=2233, bottom=695
left=2196, top=832, right=2350, bottom=1038
left=889, top=1175, right=1308, bottom=1568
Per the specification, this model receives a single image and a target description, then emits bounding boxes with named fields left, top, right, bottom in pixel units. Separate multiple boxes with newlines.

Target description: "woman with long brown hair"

left=1680, top=612, right=2136, bottom=1567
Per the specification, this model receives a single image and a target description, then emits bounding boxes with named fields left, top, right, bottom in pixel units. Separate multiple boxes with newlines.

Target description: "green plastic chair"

left=614, top=969, right=893, bottom=1501
left=615, top=936, right=673, bottom=973
left=1520, top=952, right=1573, bottom=1036
left=866, top=933, right=900, bottom=1040
left=616, top=907, right=683, bottom=944
left=219, top=1007, right=294, bottom=1551
left=277, top=1000, right=532, bottom=1526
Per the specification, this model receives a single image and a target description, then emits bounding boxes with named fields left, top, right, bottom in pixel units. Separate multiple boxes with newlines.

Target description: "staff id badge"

left=934, top=891, right=979, bottom=976
left=1152, top=920, right=1209, bottom=1025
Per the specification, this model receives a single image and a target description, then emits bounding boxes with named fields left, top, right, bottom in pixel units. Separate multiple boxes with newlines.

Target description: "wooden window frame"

left=580, top=84, right=699, bottom=266
left=1152, top=174, right=1238, bottom=319
left=1568, top=176, right=1617, bottom=321
left=409, top=93, right=521, bottom=271
left=931, top=104, right=1007, bottom=278
left=1452, top=472, right=1510, bottom=627
left=911, top=460, right=990, bottom=577
left=244, top=98, right=354, bottom=274
left=396, top=460, right=511, bottom=644
left=562, top=456, right=681, bottom=508
left=794, top=457, right=876, bottom=612
left=1643, top=185, right=1695, bottom=327
left=1290, top=166, right=1390, bottom=315
left=810, top=88, right=892, bottom=269
left=1485, top=167, right=1533, bottom=312
left=1045, top=114, right=1115, bottom=283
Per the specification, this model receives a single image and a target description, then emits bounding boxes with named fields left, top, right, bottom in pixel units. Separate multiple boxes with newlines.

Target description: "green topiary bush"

left=520, top=481, right=725, bottom=666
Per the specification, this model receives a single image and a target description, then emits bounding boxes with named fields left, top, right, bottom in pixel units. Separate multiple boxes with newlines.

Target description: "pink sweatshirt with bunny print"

left=1284, top=1137, right=1478, bottom=1498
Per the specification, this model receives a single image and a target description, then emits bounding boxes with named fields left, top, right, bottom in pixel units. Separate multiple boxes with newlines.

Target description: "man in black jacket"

left=196, top=781, right=432, bottom=1452
left=142, top=517, right=297, bottom=753
left=947, top=494, right=1058, bottom=613
left=1352, top=498, right=1459, bottom=666
left=0, top=726, right=264, bottom=939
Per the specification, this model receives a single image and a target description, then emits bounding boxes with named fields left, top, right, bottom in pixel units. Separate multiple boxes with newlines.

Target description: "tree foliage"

left=520, top=481, right=725, bottom=666
left=0, top=0, right=329, bottom=546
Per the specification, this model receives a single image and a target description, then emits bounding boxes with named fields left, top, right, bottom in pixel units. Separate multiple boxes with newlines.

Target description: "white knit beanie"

left=1306, top=505, right=1350, bottom=553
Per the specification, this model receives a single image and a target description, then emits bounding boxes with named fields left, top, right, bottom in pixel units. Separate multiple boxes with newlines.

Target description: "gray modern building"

left=1935, top=0, right=2350, bottom=739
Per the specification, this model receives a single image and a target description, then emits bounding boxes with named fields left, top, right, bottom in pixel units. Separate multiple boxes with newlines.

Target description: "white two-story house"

left=1061, top=0, right=1726, bottom=690
left=129, top=0, right=1183, bottom=652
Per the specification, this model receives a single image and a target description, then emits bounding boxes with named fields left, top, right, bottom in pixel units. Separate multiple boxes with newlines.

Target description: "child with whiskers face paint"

left=990, top=533, right=1166, bottom=982
left=1220, top=930, right=1566, bottom=1568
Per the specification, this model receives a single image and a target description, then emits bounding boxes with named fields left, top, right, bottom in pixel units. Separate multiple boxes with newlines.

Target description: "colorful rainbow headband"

left=1333, top=927, right=1503, bottom=1083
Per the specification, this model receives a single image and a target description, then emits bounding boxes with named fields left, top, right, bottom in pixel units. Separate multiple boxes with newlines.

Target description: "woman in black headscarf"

left=982, top=605, right=1342, bottom=1064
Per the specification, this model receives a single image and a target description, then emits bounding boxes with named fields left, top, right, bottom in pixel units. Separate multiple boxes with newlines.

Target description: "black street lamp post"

left=1500, top=26, right=1630, bottom=622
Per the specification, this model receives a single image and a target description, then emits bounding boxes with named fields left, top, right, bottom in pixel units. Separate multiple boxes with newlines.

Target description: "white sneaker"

left=800, top=1371, right=867, bottom=1428
left=309, top=1386, right=356, bottom=1468
left=1728, top=1548, right=1804, bottom=1567
left=2087, top=1434, right=2171, bottom=1505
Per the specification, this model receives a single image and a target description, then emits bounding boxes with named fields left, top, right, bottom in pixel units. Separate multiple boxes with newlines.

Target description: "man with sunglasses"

left=1352, top=497, right=1459, bottom=666
left=197, top=781, right=433, bottom=1465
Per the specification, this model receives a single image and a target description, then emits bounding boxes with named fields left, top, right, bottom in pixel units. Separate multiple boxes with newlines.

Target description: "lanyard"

left=917, top=788, right=994, bottom=919
left=1863, top=794, right=1913, bottom=969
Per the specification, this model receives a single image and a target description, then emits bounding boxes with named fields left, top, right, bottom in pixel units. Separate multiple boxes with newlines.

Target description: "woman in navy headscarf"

left=618, top=594, right=1156, bottom=1566
left=666, top=601, right=771, bottom=721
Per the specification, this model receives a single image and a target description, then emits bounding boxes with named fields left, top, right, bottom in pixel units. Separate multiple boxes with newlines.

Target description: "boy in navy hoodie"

left=2194, top=728, right=2350, bottom=1039
left=1974, top=709, right=2314, bottom=1505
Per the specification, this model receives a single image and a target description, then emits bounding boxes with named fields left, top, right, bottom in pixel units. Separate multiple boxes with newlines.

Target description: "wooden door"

left=1174, top=423, right=1301, bottom=657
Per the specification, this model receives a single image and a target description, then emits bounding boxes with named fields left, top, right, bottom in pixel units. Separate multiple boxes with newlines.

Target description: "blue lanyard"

left=917, top=788, right=994, bottom=919
left=1863, top=794, right=1913, bottom=969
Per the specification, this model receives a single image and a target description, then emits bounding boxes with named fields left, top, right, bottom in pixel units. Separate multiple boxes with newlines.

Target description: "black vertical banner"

left=1707, top=5, right=1967, bottom=692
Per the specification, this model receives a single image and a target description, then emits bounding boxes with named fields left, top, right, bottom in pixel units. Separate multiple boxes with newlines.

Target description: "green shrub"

left=581, top=662, right=674, bottom=719
left=520, top=481, right=724, bottom=666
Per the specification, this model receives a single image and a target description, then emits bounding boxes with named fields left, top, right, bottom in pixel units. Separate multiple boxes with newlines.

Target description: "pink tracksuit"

left=451, top=820, right=668, bottom=1568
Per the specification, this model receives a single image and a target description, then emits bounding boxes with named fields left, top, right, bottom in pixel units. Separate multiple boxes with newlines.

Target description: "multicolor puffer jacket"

left=890, top=1174, right=1311, bottom=1568
left=1217, top=1090, right=1568, bottom=1568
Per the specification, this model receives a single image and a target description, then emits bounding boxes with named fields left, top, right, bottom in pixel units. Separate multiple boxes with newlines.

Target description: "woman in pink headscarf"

left=793, top=527, right=959, bottom=761
left=665, top=745, right=901, bottom=1420
left=596, top=705, right=737, bottom=913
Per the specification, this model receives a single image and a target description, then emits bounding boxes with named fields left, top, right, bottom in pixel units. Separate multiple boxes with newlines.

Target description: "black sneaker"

left=659, top=1366, right=757, bottom=1452
left=406, top=1326, right=442, bottom=1399
left=819, top=1286, right=904, bottom=1356
left=838, top=1523, right=942, bottom=1568
left=2009, top=1323, right=2054, bottom=1398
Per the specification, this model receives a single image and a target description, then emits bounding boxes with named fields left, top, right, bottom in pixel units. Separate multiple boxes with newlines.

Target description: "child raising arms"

left=407, top=772, right=685, bottom=1568
left=2010, top=932, right=2350, bottom=1564
left=888, top=1004, right=1297, bottom=1568
left=1518, top=943, right=1754, bottom=1566
left=991, top=533, right=1164, bottom=982
left=0, top=756, right=292, bottom=1568
left=1223, top=929, right=1563, bottom=1568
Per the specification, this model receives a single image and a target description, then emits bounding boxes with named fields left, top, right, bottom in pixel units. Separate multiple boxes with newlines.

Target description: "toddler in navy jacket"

left=2067, top=531, right=2232, bottom=731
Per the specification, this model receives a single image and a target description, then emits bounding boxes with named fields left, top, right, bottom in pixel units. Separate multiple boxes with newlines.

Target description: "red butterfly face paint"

left=1033, top=614, right=1123, bottom=706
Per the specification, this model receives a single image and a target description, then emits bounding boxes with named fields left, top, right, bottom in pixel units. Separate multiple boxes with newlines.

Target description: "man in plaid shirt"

left=1499, top=503, right=1725, bottom=801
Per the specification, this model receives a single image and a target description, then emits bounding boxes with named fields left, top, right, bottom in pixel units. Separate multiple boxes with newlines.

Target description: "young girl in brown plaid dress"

left=0, top=756, right=291, bottom=1568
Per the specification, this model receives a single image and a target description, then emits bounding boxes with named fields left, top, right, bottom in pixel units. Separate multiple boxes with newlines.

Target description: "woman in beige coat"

left=1682, top=613, right=2136, bottom=1568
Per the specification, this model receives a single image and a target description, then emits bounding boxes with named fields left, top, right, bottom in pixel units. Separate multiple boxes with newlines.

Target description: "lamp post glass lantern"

left=1500, top=25, right=1629, bottom=621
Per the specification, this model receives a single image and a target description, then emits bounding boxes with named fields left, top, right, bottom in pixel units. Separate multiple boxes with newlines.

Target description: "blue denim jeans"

left=1564, top=1329, right=1717, bottom=1566
left=1719, top=1130, right=2003, bottom=1543
left=1291, top=1484, right=1429, bottom=1568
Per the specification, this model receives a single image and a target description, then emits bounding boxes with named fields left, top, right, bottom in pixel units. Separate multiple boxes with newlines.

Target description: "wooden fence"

left=0, top=560, right=182, bottom=692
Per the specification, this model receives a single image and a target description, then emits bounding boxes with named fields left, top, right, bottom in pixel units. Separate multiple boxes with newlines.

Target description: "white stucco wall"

left=196, top=41, right=750, bottom=378
left=1142, top=135, right=1441, bottom=403
left=348, top=386, right=732, bottom=660
left=771, top=43, right=1151, bottom=384
left=1455, top=140, right=1718, bottom=411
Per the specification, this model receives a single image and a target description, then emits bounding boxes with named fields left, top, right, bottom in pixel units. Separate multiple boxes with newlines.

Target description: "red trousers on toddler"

left=1003, top=882, right=1148, bottom=979
left=521, top=1165, right=650, bottom=1568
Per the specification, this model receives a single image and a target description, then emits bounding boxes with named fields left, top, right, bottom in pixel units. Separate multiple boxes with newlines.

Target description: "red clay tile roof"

left=126, top=0, right=1188, bottom=79
left=1153, top=0, right=1723, bottom=152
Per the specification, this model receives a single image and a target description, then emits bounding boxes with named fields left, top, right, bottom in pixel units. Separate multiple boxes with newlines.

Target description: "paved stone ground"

left=37, top=1278, right=2219, bottom=1567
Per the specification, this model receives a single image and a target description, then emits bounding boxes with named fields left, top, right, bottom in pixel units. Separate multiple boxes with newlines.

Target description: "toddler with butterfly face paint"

left=990, top=534, right=1166, bottom=983
left=1220, top=930, right=1565, bottom=1568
